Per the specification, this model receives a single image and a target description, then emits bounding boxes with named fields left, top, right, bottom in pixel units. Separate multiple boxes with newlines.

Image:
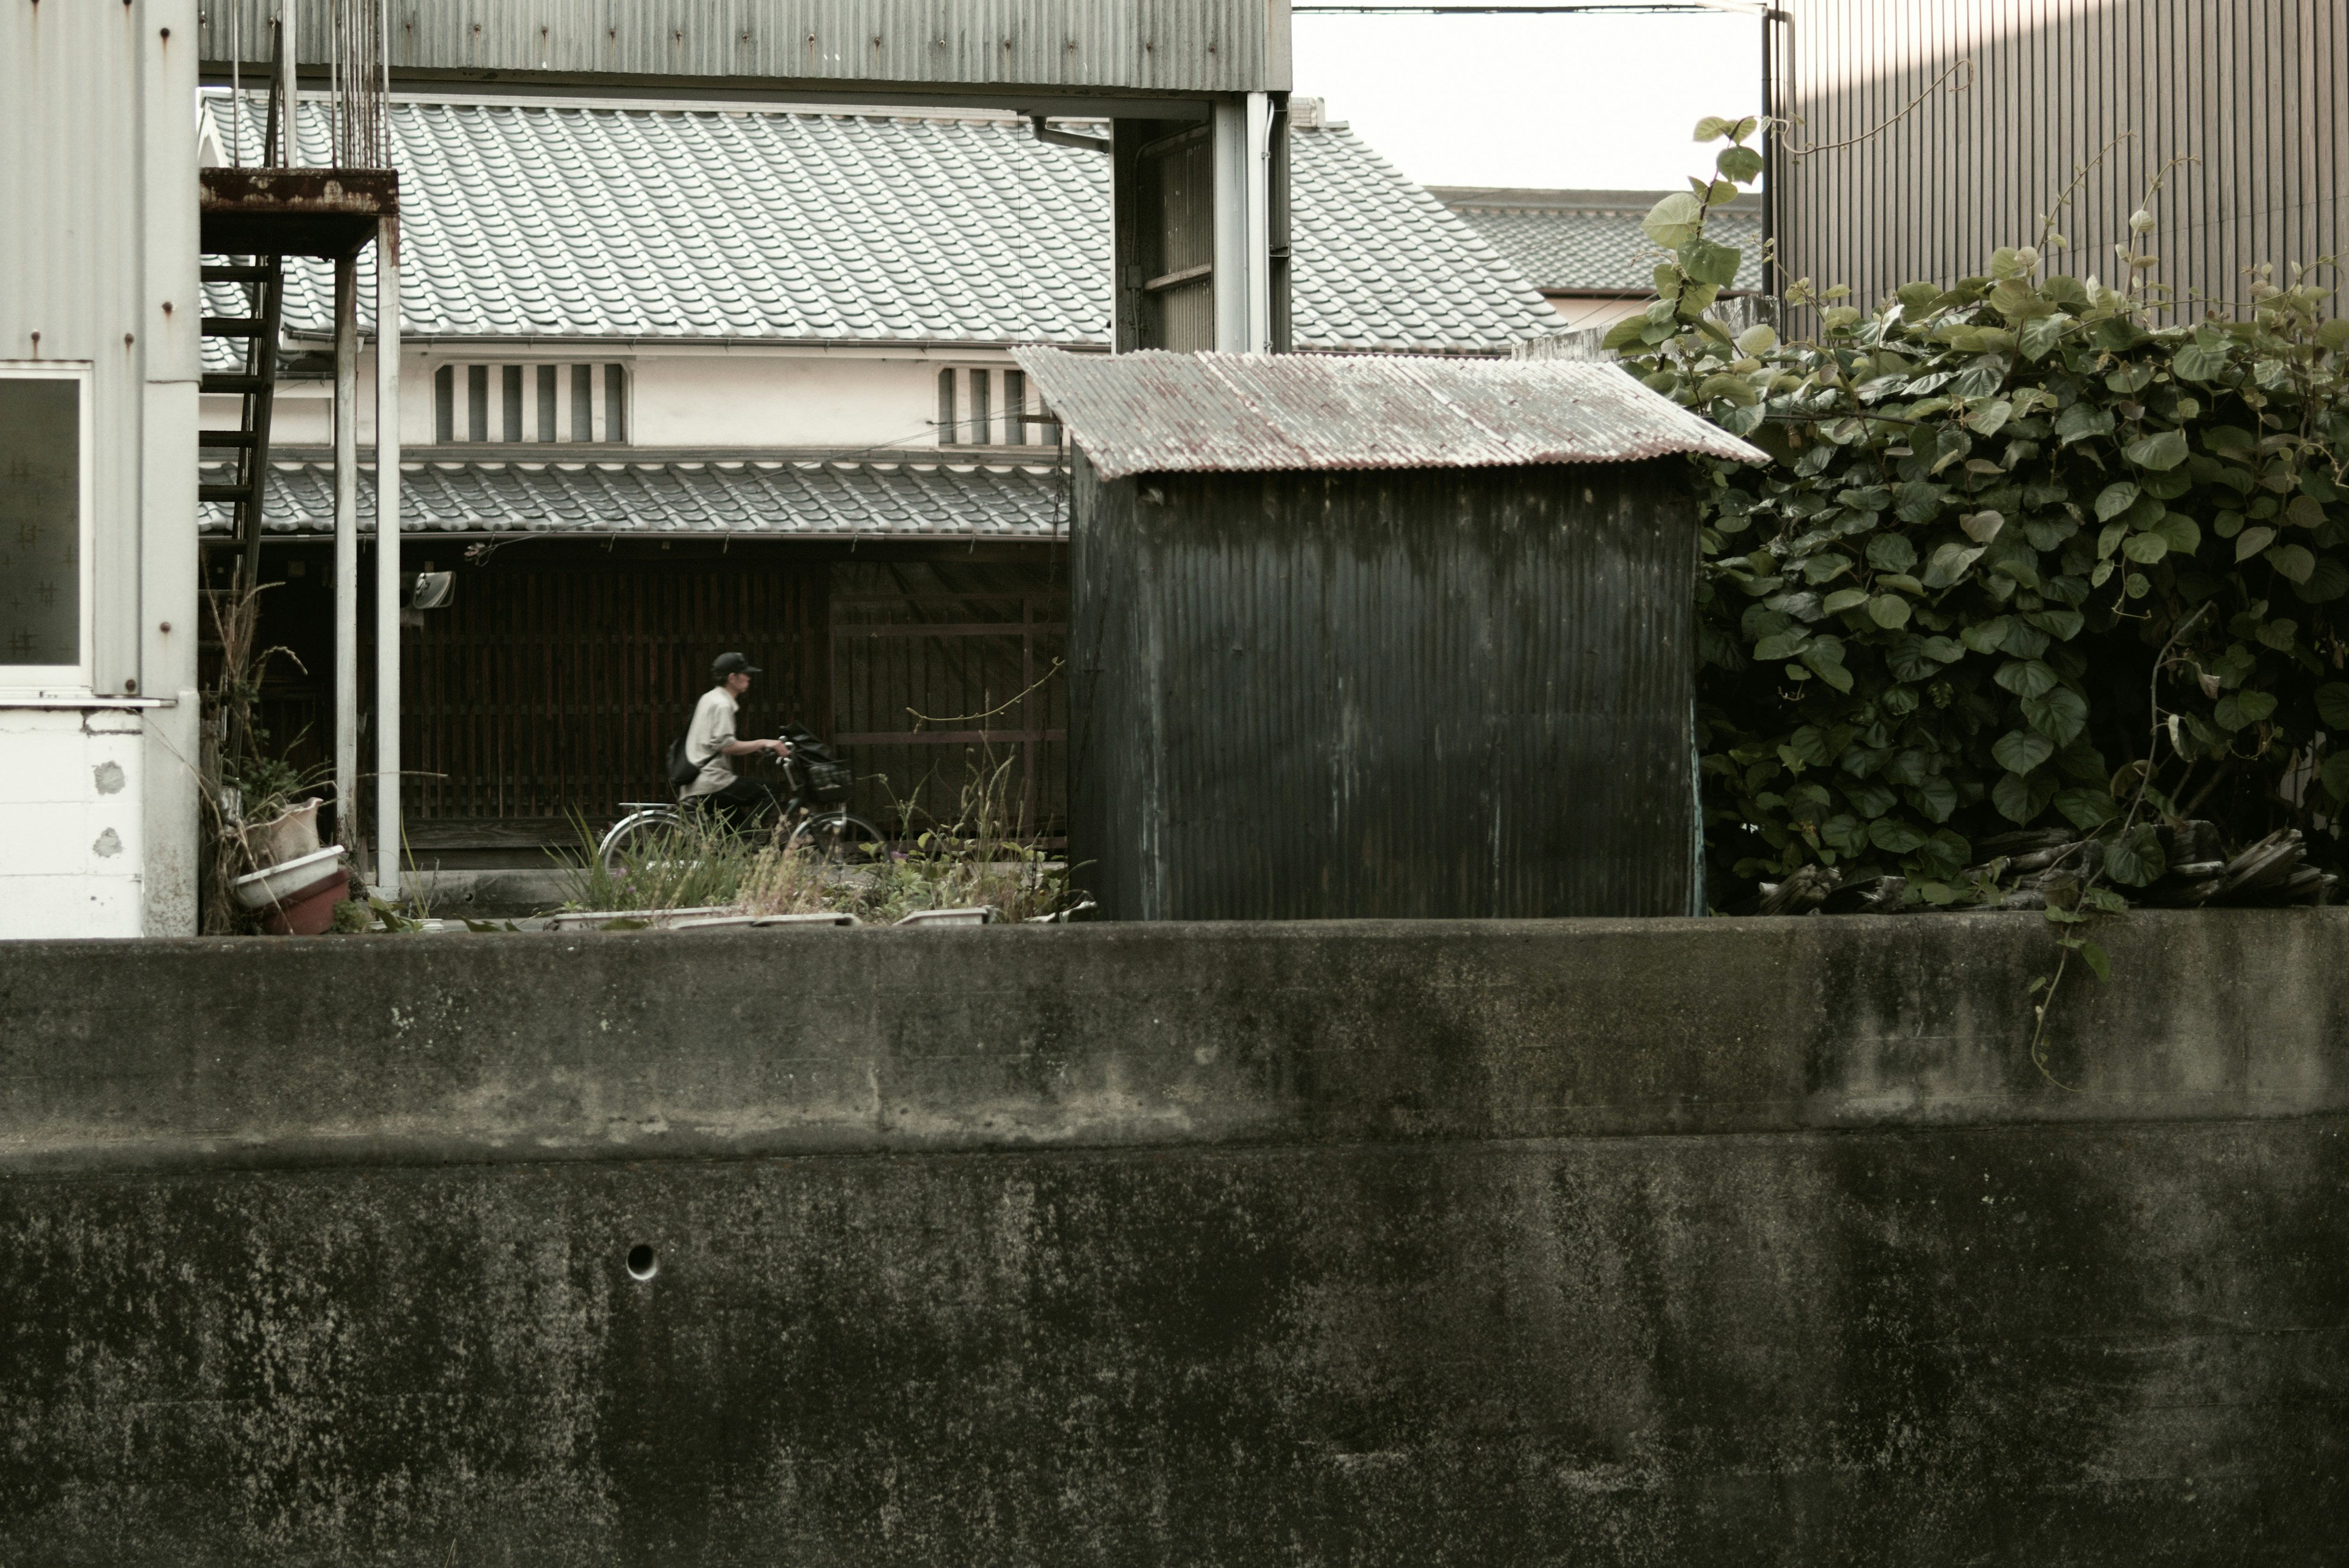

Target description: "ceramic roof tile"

left=206, top=98, right=1560, bottom=355
left=196, top=457, right=1067, bottom=539
left=1433, top=190, right=1765, bottom=294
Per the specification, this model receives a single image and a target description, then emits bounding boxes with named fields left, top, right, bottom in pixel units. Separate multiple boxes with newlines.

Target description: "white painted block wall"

left=0, top=708, right=149, bottom=938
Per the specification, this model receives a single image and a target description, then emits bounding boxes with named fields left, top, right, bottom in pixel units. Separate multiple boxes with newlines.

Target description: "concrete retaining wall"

left=1, top=913, right=2343, bottom=1562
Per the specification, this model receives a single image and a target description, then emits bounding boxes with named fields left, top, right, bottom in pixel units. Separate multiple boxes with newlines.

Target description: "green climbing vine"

left=1611, top=116, right=2349, bottom=921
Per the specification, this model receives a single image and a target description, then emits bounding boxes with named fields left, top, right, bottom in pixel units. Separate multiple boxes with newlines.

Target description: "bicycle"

left=595, top=728, right=886, bottom=877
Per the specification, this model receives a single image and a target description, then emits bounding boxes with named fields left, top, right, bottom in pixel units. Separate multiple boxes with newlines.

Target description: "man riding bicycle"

left=681, top=652, right=792, bottom=827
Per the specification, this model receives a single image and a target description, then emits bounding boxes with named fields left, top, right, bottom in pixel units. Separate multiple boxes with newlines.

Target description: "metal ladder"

left=198, top=258, right=284, bottom=586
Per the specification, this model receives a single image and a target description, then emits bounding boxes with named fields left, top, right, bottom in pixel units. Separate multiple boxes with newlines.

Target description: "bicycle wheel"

left=785, top=811, right=886, bottom=865
left=598, top=808, right=685, bottom=878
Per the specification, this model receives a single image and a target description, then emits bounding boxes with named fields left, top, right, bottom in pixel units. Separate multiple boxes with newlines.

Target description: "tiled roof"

left=195, top=456, right=1067, bottom=538
left=206, top=98, right=1560, bottom=356
left=1431, top=188, right=1765, bottom=294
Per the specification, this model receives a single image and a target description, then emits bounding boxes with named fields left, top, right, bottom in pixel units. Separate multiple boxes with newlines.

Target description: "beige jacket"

left=680, top=685, right=739, bottom=798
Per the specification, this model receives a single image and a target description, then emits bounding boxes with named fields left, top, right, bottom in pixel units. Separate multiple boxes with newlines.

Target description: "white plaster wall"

left=630, top=354, right=940, bottom=448
left=0, top=708, right=147, bottom=938
left=208, top=346, right=1015, bottom=452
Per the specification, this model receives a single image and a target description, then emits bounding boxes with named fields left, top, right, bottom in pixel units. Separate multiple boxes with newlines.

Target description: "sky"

left=1290, top=6, right=1764, bottom=193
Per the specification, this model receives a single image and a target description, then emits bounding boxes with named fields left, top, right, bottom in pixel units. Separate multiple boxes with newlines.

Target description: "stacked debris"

left=1745, top=824, right=2339, bottom=916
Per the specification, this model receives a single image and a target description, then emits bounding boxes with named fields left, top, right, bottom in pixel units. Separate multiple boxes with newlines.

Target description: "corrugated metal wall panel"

left=1069, top=457, right=1698, bottom=921
left=1779, top=0, right=2348, bottom=319
left=199, top=1, right=1287, bottom=95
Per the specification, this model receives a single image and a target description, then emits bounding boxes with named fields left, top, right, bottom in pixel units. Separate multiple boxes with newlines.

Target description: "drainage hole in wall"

left=626, top=1243, right=658, bottom=1281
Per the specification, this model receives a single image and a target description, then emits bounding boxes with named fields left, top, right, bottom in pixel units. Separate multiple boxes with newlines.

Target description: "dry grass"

left=560, top=754, right=1079, bottom=924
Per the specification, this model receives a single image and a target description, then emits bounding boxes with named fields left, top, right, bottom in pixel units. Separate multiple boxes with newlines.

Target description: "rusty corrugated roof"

left=1014, top=350, right=1767, bottom=480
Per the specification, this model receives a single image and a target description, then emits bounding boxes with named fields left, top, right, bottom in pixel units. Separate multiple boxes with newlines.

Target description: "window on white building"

left=0, top=363, right=94, bottom=692
left=434, top=362, right=628, bottom=445
left=936, top=366, right=1042, bottom=448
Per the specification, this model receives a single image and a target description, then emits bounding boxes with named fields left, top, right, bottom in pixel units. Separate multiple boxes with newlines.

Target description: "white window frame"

left=0, top=361, right=96, bottom=699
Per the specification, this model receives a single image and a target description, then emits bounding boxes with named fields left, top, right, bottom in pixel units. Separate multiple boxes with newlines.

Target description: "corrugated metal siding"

left=199, top=1, right=1287, bottom=95
left=1019, top=349, right=1767, bottom=479
left=1069, top=457, right=1698, bottom=921
left=1778, top=0, right=2349, bottom=319
left=1, top=0, right=199, bottom=698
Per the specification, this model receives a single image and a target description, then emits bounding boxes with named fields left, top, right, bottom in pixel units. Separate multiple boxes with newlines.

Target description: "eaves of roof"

left=197, top=455, right=1071, bottom=540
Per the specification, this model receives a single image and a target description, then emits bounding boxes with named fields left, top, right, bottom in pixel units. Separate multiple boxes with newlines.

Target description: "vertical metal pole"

left=1244, top=91, right=1272, bottom=354
left=1212, top=94, right=1272, bottom=354
left=275, top=2, right=299, bottom=166
left=1760, top=9, right=1777, bottom=299
left=333, top=252, right=360, bottom=851
left=374, top=216, right=403, bottom=900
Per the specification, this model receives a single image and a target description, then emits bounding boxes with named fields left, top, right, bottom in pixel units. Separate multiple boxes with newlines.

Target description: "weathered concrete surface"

left=0, top=914, right=2343, bottom=1563
left=1, top=912, right=2344, bottom=1171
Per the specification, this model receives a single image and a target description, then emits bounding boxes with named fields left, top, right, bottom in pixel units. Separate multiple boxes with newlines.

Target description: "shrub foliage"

left=1610, top=119, right=2349, bottom=905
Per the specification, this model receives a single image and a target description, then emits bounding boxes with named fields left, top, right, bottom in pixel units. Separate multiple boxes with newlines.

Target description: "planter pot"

left=244, top=798, right=322, bottom=870
left=231, top=844, right=349, bottom=935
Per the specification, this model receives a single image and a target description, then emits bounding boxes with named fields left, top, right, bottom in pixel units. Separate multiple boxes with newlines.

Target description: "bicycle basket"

left=804, top=756, right=853, bottom=804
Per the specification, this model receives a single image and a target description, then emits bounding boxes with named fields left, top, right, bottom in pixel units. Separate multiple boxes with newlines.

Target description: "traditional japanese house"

left=199, top=94, right=1561, bottom=860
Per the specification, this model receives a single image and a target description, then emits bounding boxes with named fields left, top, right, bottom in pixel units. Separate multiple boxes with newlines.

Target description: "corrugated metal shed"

left=1015, top=349, right=1764, bottom=479
left=199, top=0, right=1291, bottom=97
left=1052, top=350, right=1734, bottom=921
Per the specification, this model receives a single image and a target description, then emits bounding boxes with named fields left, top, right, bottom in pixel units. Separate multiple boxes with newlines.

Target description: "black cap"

left=711, top=652, right=762, bottom=678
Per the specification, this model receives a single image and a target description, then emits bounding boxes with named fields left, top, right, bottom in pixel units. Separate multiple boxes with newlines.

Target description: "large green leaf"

left=1642, top=191, right=1704, bottom=249
left=2121, top=531, right=2169, bottom=565
left=2267, top=543, right=2317, bottom=584
left=1868, top=817, right=1929, bottom=854
left=2054, top=787, right=2120, bottom=830
left=2094, top=481, right=2139, bottom=521
left=1994, top=659, right=2061, bottom=698
left=1682, top=237, right=1743, bottom=287
left=2021, top=684, right=2088, bottom=743
left=2123, top=429, right=2191, bottom=470
left=1883, top=636, right=1941, bottom=682
left=2172, top=340, right=2230, bottom=382
left=1992, top=770, right=2048, bottom=825
left=2054, top=403, right=2114, bottom=444
left=1716, top=145, right=1765, bottom=182
left=1992, top=729, right=2054, bottom=774
left=2295, top=555, right=2349, bottom=603
left=1601, top=316, right=1651, bottom=352
left=1908, top=774, right=1959, bottom=823
left=1960, top=617, right=2011, bottom=653
left=2017, top=312, right=2070, bottom=362
left=2315, top=683, right=2349, bottom=729
left=1866, top=534, right=1919, bottom=573
left=2234, top=524, right=2278, bottom=562
left=1866, top=595, right=1913, bottom=630
left=2324, top=751, right=2349, bottom=806
left=2214, top=689, right=2279, bottom=730
left=2101, top=825, right=2168, bottom=887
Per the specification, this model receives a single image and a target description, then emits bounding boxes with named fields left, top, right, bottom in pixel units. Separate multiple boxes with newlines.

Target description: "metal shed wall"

left=1775, top=0, right=2349, bottom=318
left=1068, top=456, right=1699, bottom=921
left=198, top=1, right=1291, bottom=98
left=0, top=0, right=202, bottom=936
